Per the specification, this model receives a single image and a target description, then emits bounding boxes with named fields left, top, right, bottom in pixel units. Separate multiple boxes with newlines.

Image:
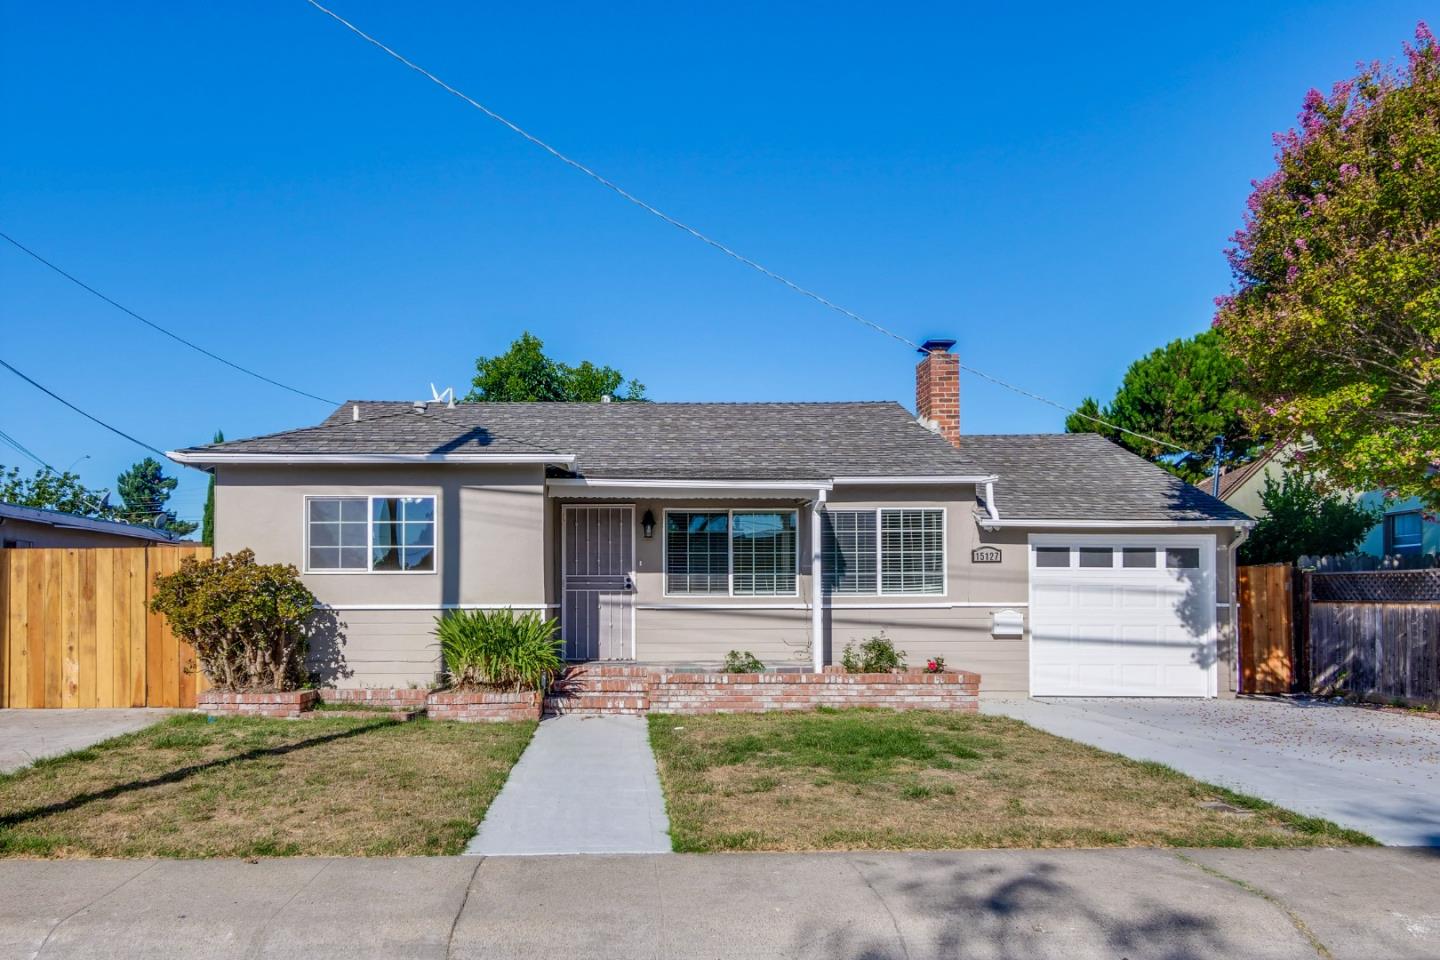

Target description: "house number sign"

left=971, top=546, right=1002, bottom=563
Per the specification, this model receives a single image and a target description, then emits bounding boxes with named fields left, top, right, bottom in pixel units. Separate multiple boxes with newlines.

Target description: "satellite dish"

left=97, top=492, right=111, bottom=511
left=151, top=515, right=168, bottom=529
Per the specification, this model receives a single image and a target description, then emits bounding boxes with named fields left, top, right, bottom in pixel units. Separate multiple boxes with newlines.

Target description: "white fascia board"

left=167, top=451, right=575, bottom=465
left=548, top=477, right=833, bottom=492
left=978, top=517, right=1256, bottom=530
left=831, top=475, right=996, bottom=485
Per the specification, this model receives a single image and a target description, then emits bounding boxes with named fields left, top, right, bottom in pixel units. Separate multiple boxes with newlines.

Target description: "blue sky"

left=1, top=2, right=1430, bottom=524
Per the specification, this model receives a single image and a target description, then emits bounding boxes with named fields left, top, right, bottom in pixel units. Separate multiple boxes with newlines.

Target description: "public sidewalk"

left=465, top=713, right=671, bottom=855
left=3, top=848, right=1436, bottom=959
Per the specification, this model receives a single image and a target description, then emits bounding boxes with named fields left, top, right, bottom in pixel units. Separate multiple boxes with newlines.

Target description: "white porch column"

left=810, top=489, right=826, bottom=673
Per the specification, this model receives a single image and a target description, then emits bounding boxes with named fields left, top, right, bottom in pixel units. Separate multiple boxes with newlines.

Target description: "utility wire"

left=0, top=427, right=50, bottom=471
left=0, top=357, right=181, bottom=464
left=0, top=230, right=338, bottom=405
left=302, top=1, right=1189, bottom=455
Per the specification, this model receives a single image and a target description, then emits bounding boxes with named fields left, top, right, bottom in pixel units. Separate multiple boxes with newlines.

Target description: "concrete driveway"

left=0, top=709, right=176, bottom=773
left=983, top=697, right=1440, bottom=846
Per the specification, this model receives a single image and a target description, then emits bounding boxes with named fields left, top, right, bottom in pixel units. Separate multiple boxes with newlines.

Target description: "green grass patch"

left=0, top=713, right=535, bottom=858
left=648, top=709, right=1375, bottom=852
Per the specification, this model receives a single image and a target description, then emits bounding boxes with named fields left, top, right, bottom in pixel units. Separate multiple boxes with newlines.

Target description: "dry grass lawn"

left=648, top=709, right=1376, bottom=852
left=0, top=713, right=535, bottom=858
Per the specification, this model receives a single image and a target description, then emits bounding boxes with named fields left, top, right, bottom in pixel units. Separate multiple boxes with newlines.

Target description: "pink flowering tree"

left=1214, top=24, right=1440, bottom=508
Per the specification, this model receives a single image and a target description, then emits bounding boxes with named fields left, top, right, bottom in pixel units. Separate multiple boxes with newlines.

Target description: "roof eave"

left=975, top=517, right=1256, bottom=530
left=167, top=451, right=576, bottom=466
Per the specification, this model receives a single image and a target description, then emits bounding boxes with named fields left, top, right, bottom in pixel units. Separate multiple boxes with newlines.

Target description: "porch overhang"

left=546, top=477, right=833, bottom=500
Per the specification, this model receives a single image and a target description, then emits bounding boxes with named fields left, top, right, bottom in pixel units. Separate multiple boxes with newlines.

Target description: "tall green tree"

left=201, top=429, right=223, bottom=547
left=0, top=466, right=112, bottom=517
left=1065, top=331, right=1258, bottom=483
left=465, top=332, right=646, bottom=402
left=1215, top=24, right=1440, bottom=508
left=116, top=457, right=197, bottom=537
left=1238, top=472, right=1380, bottom=564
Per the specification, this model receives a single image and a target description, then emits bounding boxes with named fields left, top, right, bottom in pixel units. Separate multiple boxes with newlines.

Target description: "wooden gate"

left=1237, top=563, right=1297, bottom=694
left=0, top=546, right=211, bottom=708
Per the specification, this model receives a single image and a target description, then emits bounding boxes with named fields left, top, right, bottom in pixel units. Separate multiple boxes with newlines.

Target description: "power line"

left=302, top=1, right=1190, bottom=455
left=0, top=427, right=49, bottom=471
left=0, top=230, right=338, bottom=405
left=0, top=356, right=183, bottom=465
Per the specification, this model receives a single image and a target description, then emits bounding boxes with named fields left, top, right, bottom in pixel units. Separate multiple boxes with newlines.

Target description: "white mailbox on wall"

left=991, top=608, right=1024, bottom=638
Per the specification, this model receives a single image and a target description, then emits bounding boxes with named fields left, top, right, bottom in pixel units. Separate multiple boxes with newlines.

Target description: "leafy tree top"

left=0, top=465, right=111, bottom=517
left=1238, top=472, right=1380, bottom=565
left=116, top=456, right=197, bottom=537
left=465, top=332, right=646, bottom=403
left=1214, top=24, right=1440, bottom=507
left=1064, top=330, right=1258, bottom=483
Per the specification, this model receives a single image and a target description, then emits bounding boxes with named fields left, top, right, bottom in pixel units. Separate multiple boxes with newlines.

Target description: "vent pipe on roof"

left=601, top=394, right=612, bottom=403
left=352, top=404, right=360, bottom=422
left=413, top=400, right=427, bottom=413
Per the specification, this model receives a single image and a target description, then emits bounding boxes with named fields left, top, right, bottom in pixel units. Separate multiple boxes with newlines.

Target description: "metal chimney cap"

left=917, top=338, right=957, bottom=355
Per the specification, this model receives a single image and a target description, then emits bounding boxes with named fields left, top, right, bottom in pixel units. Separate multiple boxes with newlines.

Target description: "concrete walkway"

left=0, top=709, right=177, bottom=773
left=466, top=714, right=671, bottom=855
left=983, top=696, right=1440, bottom=846
left=2, top=849, right=1436, bottom=959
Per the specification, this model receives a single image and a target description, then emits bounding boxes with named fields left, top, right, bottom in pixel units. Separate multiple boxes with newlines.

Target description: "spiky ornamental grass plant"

left=434, top=609, right=564, bottom=692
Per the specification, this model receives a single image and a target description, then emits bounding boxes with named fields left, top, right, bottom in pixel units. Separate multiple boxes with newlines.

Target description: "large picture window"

left=664, top=510, right=798, bottom=596
left=822, top=508, right=945, bottom=595
left=307, top=496, right=436, bottom=573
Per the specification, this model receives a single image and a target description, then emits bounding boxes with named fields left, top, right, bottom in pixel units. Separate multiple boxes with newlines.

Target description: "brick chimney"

left=915, top=338, right=960, bottom=447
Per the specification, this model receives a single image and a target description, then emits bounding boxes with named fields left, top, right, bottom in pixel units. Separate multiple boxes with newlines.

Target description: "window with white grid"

left=731, top=511, right=798, bottom=595
left=822, top=510, right=878, bottom=594
left=665, top=511, right=730, bottom=594
left=306, top=495, right=436, bottom=573
left=880, top=508, right=945, bottom=595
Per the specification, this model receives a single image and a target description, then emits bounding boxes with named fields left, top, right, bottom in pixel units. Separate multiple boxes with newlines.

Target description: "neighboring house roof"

left=173, top=401, right=991, bottom=481
left=0, top=501, right=176, bottom=543
left=961, top=434, right=1253, bottom=523
left=1193, top=447, right=1280, bottom=502
left=172, top=401, right=1248, bottom=524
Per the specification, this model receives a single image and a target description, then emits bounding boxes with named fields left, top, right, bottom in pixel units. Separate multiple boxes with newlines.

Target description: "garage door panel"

left=1031, top=536, right=1215, bottom=698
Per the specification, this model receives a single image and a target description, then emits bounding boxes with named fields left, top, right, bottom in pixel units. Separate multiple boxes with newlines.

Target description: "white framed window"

left=305, top=495, right=437, bottom=573
left=822, top=508, right=946, bottom=596
left=663, top=509, right=799, bottom=596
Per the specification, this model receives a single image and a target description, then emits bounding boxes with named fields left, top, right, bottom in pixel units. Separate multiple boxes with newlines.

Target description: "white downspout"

left=811, top=489, right=827, bottom=673
left=983, top=479, right=1000, bottom=522
left=1228, top=524, right=1252, bottom=696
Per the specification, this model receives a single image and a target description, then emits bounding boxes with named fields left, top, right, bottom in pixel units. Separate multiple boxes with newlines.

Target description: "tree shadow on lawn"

left=0, top=720, right=390, bottom=830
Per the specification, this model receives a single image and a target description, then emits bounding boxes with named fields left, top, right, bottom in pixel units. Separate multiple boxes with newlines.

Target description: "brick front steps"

left=545, top=665, right=981, bottom=716
left=545, top=666, right=651, bottom=716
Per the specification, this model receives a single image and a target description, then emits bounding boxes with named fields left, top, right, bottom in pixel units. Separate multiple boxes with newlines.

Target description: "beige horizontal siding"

left=310, top=609, right=440, bottom=689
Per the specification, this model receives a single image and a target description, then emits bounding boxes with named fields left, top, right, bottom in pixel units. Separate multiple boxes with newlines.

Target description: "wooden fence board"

left=1310, top=600, right=1440, bottom=706
left=1237, top=564, right=1295, bottom=694
left=0, top=545, right=211, bottom=708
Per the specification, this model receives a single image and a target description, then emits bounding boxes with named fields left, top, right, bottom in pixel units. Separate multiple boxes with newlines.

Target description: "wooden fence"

left=1237, top=564, right=1297, bottom=694
left=1310, top=595, right=1440, bottom=707
left=0, top=546, right=211, bottom=708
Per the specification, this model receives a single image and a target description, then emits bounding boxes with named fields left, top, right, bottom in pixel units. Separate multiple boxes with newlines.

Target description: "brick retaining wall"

left=198, top=690, right=320, bottom=718
left=319, top=687, right=430, bottom=710
left=548, top=665, right=980, bottom=716
left=426, top=689, right=543, bottom=723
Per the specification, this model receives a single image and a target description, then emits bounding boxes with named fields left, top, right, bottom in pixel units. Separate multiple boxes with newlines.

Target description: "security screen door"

left=562, top=506, right=635, bottom=660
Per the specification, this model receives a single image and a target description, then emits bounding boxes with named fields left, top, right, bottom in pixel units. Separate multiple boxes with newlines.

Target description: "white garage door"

left=1029, top=535, right=1216, bottom=697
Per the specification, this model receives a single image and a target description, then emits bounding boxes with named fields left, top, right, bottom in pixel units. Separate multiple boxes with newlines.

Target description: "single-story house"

left=0, top=501, right=179, bottom=549
left=171, top=340, right=1253, bottom=698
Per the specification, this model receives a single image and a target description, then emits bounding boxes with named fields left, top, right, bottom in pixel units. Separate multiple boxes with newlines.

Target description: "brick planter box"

left=426, top=688, right=543, bottom=723
left=648, top=668, right=980, bottom=715
left=319, top=687, right=431, bottom=710
left=197, top=689, right=319, bottom=719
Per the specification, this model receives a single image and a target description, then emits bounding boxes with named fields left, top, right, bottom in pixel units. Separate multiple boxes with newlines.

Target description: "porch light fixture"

left=641, top=510, right=656, bottom=539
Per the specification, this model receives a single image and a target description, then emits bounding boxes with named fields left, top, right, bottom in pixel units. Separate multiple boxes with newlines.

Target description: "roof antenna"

left=430, top=383, right=456, bottom=409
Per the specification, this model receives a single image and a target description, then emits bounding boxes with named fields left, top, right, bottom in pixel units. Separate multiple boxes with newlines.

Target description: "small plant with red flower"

left=924, top=657, right=946, bottom=674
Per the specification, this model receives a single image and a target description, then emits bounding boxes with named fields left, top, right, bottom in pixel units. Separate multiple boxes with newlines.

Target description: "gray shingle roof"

left=181, top=401, right=987, bottom=481
left=960, top=434, right=1252, bottom=523
left=180, top=404, right=1249, bottom=522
